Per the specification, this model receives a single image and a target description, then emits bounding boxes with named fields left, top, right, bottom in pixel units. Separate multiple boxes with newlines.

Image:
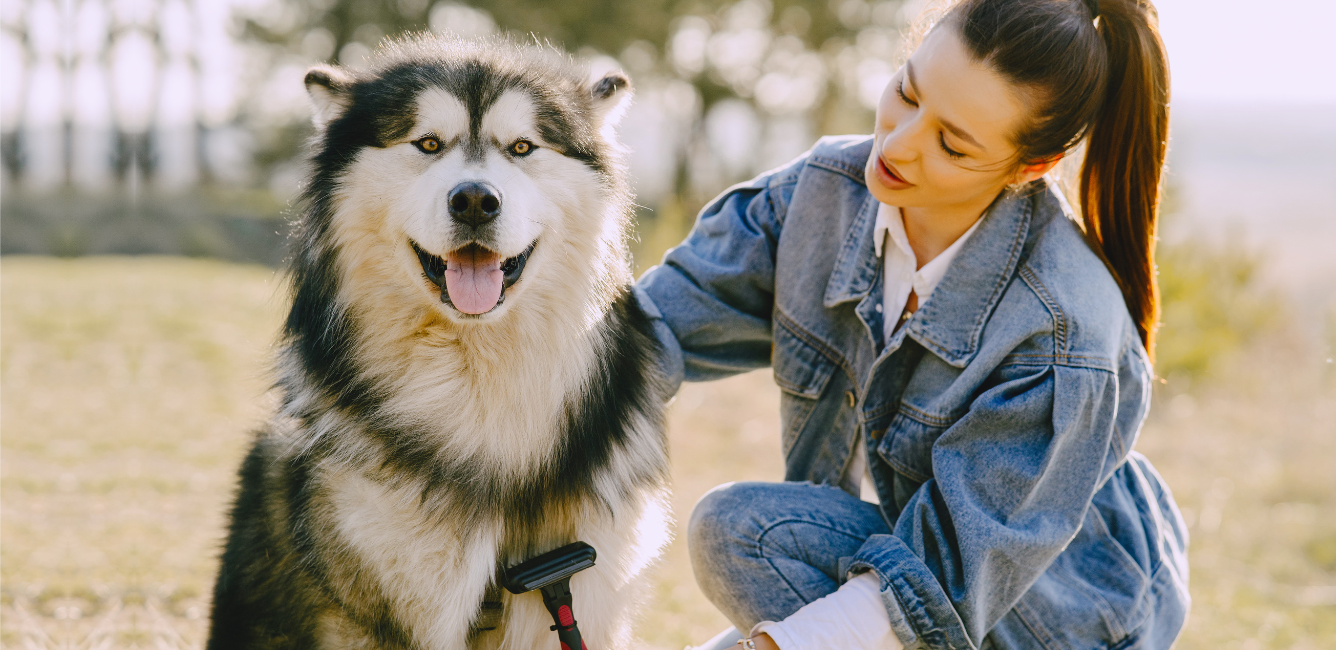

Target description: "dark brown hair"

left=949, top=0, right=1170, bottom=358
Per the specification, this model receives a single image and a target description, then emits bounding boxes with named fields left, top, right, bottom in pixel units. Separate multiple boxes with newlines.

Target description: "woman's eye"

left=896, top=81, right=917, bottom=107
left=939, top=133, right=965, bottom=159
left=509, top=140, right=535, bottom=156
left=415, top=137, right=441, bottom=153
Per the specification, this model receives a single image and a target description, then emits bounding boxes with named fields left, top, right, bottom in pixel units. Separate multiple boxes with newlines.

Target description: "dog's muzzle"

left=411, top=240, right=536, bottom=315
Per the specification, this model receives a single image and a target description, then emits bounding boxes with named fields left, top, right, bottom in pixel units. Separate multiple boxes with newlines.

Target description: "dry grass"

left=2, top=257, right=1333, bottom=649
left=1, top=257, right=283, bottom=649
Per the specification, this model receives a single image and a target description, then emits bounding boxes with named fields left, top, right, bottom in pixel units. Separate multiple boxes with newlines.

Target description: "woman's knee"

left=687, top=482, right=776, bottom=611
left=688, top=480, right=853, bottom=549
left=687, top=481, right=867, bottom=626
left=688, top=481, right=765, bottom=558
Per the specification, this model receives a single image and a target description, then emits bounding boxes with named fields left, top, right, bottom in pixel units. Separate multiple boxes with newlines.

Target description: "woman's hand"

left=747, top=633, right=780, bottom=650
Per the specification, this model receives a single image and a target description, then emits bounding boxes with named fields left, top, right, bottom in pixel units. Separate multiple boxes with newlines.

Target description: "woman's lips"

left=875, top=156, right=915, bottom=190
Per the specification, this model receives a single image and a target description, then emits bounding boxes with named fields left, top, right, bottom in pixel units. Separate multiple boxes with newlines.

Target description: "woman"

left=633, top=0, right=1189, bottom=648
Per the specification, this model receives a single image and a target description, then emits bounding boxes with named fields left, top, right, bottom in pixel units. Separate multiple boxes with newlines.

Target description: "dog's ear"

left=589, top=70, right=632, bottom=129
left=306, top=65, right=354, bottom=128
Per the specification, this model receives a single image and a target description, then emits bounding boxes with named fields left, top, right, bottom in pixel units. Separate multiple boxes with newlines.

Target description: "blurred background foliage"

left=1, top=0, right=916, bottom=262
left=1156, top=237, right=1280, bottom=382
left=230, top=0, right=916, bottom=270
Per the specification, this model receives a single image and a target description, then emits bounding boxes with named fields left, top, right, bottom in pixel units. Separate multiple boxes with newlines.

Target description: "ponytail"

left=1079, top=0, right=1170, bottom=359
left=951, top=0, right=1170, bottom=360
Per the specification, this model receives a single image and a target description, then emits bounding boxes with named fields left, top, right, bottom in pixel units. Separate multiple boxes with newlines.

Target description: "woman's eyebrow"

left=905, top=60, right=986, bottom=152
left=941, top=118, right=984, bottom=151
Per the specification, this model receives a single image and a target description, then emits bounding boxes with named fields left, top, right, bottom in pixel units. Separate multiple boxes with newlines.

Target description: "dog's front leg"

left=404, top=531, right=503, bottom=650
left=324, top=470, right=503, bottom=650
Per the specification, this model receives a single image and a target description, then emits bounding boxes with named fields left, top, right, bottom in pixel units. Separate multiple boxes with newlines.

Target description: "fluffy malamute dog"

left=207, top=37, right=670, bottom=649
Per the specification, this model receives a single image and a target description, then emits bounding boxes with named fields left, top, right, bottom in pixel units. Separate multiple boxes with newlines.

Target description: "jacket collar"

left=822, top=191, right=882, bottom=308
left=823, top=183, right=1035, bottom=368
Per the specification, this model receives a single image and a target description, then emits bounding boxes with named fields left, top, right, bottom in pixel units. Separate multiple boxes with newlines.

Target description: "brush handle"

left=552, top=610, right=585, bottom=650
left=539, top=579, right=588, bottom=650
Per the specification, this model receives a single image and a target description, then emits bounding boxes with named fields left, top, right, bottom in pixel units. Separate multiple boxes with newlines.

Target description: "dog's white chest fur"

left=323, top=467, right=670, bottom=650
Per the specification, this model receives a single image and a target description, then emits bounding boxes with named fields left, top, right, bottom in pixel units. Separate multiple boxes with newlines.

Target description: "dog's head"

left=298, top=37, right=633, bottom=325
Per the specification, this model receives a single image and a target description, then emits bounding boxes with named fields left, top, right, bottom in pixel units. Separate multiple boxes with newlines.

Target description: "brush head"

left=501, top=542, right=597, bottom=594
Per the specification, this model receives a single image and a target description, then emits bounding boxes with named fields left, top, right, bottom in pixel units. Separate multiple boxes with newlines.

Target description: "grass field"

left=2, top=256, right=1333, bottom=649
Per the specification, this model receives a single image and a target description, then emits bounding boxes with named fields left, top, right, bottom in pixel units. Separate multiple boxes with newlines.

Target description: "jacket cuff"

left=632, top=282, right=684, bottom=399
left=849, top=534, right=975, bottom=650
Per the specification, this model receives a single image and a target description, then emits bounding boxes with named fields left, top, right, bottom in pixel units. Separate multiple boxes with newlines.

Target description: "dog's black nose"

left=448, top=182, right=502, bottom=228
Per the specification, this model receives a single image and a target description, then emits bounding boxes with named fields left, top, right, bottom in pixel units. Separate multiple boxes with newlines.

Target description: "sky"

left=1153, top=1, right=1335, bottom=299
left=1156, top=0, right=1336, bottom=105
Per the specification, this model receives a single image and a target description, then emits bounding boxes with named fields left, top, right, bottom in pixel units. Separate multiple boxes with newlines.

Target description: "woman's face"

left=865, top=25, right=1050, bottom=211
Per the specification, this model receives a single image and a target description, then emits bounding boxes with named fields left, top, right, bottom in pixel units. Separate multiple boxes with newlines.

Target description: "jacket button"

left=870, top=429, right=885, bottom=441
left=845, top=391, right=856, bottom=407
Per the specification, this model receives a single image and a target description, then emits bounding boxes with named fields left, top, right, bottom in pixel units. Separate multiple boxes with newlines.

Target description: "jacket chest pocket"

left=876, top=408, right=956, bottom=483
left=772, top=320, right=843, bottom=459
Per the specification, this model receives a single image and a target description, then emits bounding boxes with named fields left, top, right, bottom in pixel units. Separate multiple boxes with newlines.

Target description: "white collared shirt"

left=750, top=203, right=982, bottom=650
left=874, top=201, right=984, bottom=341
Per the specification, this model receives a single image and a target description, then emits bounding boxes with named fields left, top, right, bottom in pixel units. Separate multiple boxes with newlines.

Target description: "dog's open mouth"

left=411, top=240, right=536, bottom=315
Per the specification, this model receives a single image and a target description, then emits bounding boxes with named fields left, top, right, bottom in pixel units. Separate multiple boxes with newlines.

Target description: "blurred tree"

left=241, top=0, right=892, bottom=112
left=235, top=0, right=912, bottom=226
left=0, top=0, right=913, bottom=264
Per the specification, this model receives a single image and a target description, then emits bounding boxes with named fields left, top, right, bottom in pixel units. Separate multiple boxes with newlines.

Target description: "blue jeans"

left=688, top=481, right=889, bottom=631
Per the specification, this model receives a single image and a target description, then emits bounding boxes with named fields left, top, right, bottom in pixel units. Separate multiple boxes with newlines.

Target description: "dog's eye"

left=508, top=140, right=535, bottom=156
left=415, top=137, right=441, bottom=154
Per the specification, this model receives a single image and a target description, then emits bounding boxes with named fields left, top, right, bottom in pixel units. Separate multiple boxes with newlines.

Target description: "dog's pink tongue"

left=445, top=247, right=504, bottom=314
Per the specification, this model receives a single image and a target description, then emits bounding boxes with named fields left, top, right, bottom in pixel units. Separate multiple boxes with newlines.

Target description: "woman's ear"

left=305, top=65, right=355, bottom=129
left=589, top=70, right=632, bottom=129
left=1013, top=154, right=1063, bottom=185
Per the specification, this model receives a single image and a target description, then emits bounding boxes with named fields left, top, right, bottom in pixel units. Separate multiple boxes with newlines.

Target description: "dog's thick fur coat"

left=207, top=37, right=670, bottom=650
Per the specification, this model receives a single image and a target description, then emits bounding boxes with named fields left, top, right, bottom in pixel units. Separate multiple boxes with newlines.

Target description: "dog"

left=207, top=36, right=670, bottom=650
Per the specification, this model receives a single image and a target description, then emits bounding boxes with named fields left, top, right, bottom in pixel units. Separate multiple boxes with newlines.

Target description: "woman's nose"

left=880, top=122, right=920, bottom=164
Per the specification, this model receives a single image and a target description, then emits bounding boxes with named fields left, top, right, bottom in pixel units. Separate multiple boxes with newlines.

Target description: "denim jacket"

left=634, top=136, right=1190, bottom=649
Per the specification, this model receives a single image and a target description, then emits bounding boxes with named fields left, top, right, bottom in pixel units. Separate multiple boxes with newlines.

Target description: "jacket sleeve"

left=633, top=158, right=803, bottom=394
left=850, top=363, right=1123, bottom=650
